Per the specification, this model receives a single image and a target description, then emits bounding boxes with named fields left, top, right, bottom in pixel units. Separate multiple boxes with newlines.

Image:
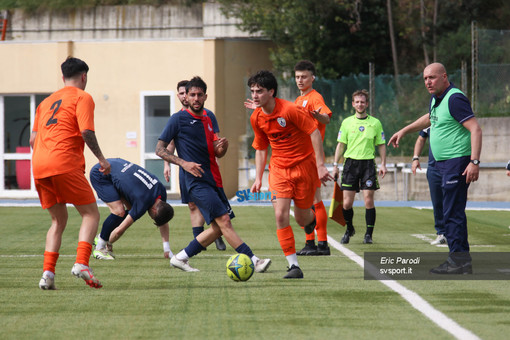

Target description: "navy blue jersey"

left=159, top=109, right=222, bottom=192
left=90, top=158, right=167, bottom=221
left=177, top=108, right=219, bottom=203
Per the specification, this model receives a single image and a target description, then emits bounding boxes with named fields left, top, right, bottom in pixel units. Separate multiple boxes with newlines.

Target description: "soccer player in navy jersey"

left=89, top=158, right=175, bottom=260
left=156, top=76, right=271, bottom=273
left=163, top=80, right=226, bottom=252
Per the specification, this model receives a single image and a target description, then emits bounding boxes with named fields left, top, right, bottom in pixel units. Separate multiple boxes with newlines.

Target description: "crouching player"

left=90, top=158, right=174, bottom=260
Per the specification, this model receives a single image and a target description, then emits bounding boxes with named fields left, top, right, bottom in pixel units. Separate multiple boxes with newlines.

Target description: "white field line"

left=289, top=210, right=481, bottom=340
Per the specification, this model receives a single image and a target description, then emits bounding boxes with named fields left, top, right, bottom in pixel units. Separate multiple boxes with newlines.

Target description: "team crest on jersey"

left=366, top=180, right=373, bottom=187
left=302, top=100, right=308, bottom=108
left=359, top=126, right=365, bottom=132
left=277, top=117, right=287, bottom=127
left=208, top=124, right=213, bottom=132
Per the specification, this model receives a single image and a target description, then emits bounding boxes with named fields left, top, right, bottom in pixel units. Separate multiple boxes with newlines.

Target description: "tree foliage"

left=218, top=0, right=392, bottom=78
left=219, top=0, right=510, bottom=77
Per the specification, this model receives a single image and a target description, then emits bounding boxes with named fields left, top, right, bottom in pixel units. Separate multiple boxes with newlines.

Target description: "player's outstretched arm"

left=82, top=129, right=110, bottom=175
left=388, top=113, right=430, bottom=148
left=109, top=214, right=135, bottom=244
left=156, top=140, right=204, bottom=176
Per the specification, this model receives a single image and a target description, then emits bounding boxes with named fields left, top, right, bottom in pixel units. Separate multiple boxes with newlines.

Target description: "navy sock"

left=235, top=243, right=254, bottom=259
left=100, top=213, right=125, bottom=241
left=192, top=226, right=204, bottom=238
left=184, top=238, right=207, bottom=258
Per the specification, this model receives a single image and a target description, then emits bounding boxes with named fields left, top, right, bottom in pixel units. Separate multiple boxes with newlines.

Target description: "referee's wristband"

left=412, top=157, right=419, bottom=161
left=333, top=162, right=338, bottom=167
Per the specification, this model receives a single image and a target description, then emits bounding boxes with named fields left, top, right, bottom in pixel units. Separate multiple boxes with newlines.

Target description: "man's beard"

left=189, top=102, right=204, bottom=114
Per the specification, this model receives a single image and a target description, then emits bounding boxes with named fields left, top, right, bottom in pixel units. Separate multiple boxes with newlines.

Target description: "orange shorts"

left=35, top=169, right=96, bottom=209
left=269, top=156, right=320, bottom=209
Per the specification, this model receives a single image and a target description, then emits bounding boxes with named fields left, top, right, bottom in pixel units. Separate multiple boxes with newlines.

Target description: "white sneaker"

left=170, top=256, right=199, bottom=272
left=93, top=247, right=115, bottom=260
left=431, top=234, right=447, bottom=245
left=39, top=273, right=56, bottom=290
left=71, top=263, right=103, bottom=289
left=93, top=235, right=99, bottom=247
left=254, top=258, right=271, bottom=273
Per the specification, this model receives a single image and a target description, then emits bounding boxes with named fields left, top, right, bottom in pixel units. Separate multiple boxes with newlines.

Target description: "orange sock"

left=276, top=225, right=296, bottom=256
left=43, top=251, right=59, bottom=273
left=314, top=201, right=328, bottom=242
left=76, top=241, right=92, bottom=266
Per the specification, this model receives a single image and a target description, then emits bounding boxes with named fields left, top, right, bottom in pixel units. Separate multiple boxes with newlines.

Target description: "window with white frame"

left=140, top=91, right=178, bottom=193
left=0, top=94, right=50, bottom=197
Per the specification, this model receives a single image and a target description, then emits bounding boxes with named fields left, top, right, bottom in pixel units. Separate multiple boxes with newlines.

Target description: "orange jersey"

left=32, top=86, right=95, bottom=179
left=295, top=89, right=332, bottom=140
left=251, top=97, right=316, bottom=169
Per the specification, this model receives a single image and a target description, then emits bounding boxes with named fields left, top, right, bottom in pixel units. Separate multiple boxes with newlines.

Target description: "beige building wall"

left=0, top=38, right=274, bottom=198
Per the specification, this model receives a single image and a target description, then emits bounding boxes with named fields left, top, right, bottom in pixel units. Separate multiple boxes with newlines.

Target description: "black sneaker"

left=340, top=228, right=355, bottom=244
left=430, top=259, right=473, bottom=275
left=214, top=237, right=226, bottom=251
left=363, top=234, right=373, bottom=244
left=297, top=243, right=318, bottom=256
left=317, top=242, right=330, bottom=256
left=283, top=265, right=304, bottom=279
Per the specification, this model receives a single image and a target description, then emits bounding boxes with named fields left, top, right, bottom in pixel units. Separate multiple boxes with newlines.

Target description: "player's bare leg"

left=71, top=203, right=102, bottom=288
left=39, top=203, right=67, bottom=290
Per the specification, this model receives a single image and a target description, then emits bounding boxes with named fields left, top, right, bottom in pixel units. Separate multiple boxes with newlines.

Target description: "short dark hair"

left=61, top=57, right=89, bottom=79
left=352, top=89, right=369, bottom=102
left=247, top=70, right=278, bottom=97
left=294, top=60, right=316, bottom=76
left=177, top=80, right=188, bottom=90
left=186, top=76, right=207, bottom=94
left=153, top=201, right=174, bottom=227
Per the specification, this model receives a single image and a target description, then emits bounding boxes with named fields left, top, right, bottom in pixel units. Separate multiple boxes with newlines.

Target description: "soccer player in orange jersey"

left=248, top=70, right=333, bottom=279
left=294, top=60, right=333, bottom=256
left=30, top=57, right=111, bottom=290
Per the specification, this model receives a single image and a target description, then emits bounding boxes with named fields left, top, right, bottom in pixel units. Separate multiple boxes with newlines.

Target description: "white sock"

left=96, top=236, right=107, bottom=250
left=286, top=253, right=299, bottom=268
left=43, top=270, right=54, bottom=278
left=176, top=249, right=189, bottom=261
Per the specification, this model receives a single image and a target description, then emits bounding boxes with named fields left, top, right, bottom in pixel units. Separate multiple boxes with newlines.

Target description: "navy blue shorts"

left=189, top=183, right=235, bottom=225
left=179, top=168, right=191, bottom=204
left=89, top=165, right=120, bottom=203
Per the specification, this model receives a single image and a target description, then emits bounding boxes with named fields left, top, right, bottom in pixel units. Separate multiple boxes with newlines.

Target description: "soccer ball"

left=226, top=253, right=254, bottom=282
